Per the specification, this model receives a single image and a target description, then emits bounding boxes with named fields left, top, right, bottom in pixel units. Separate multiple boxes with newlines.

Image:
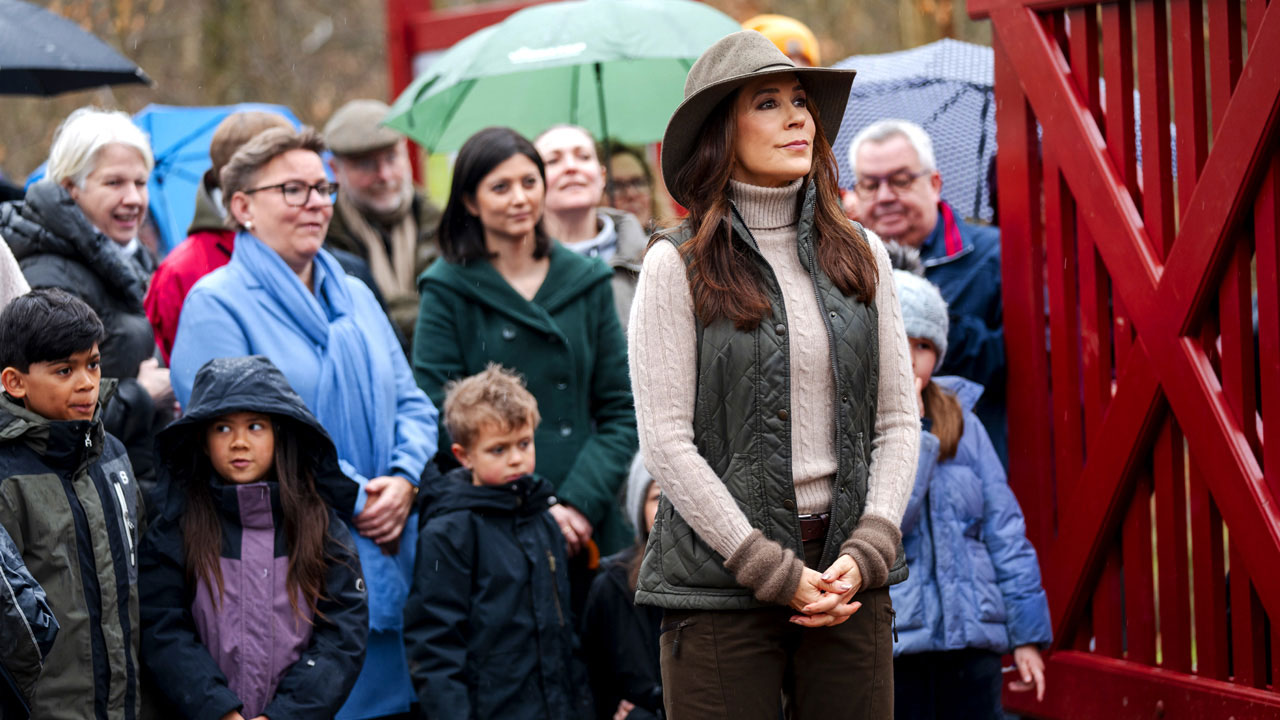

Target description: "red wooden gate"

left=968, top=0, right=1280, bottom=715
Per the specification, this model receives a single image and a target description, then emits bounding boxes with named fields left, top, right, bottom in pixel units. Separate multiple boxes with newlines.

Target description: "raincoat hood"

left=152, top=355, right=357, bottom=520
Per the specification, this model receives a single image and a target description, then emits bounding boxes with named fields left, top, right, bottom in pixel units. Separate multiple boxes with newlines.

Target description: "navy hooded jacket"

left=138, top=356, right=367, bottom=720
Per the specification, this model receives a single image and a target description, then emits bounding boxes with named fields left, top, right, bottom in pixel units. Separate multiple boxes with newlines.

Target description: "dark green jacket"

left=636, top=186, right=906, bottom=610
left=412, top=243, right=638, bottom=555
left=0, top=381, right=144, bottom=719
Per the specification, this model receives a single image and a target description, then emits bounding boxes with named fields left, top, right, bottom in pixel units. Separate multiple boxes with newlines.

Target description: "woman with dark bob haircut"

left=628, top=31, right=920, bottom=717
left=412, top=127, right=638, bottom=559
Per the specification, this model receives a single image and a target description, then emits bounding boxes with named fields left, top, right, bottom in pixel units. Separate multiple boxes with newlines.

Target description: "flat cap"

left=324, top=99, right=403, bottom=156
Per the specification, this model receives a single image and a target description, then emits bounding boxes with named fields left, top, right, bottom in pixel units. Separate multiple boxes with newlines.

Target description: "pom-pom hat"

left=660, top=30, right=856, bottom=207
left=893, top=270, right=950, bottom=371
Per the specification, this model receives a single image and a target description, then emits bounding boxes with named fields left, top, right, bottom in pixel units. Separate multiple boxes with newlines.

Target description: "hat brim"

left=660, top=66, right=856, bottom=207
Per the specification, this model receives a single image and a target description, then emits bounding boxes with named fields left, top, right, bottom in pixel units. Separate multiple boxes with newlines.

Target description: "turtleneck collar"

left=729, top=177, right=802, bottom=232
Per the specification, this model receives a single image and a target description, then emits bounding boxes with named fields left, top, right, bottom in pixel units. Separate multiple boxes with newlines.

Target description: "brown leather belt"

left=798, top=513, right=830, bottom=542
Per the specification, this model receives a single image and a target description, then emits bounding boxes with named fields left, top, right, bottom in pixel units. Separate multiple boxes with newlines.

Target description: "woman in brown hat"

left=628, top=30, right=920, bottom=717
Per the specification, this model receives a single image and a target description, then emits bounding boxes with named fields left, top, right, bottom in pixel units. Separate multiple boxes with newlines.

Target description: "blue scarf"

left=234, top=233, right=395, bottom=480
left=234, top=233, right=412, bottom=633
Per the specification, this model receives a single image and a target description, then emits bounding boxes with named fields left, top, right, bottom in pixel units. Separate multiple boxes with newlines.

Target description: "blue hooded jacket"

left=890, top=376, right=1051, bottom=656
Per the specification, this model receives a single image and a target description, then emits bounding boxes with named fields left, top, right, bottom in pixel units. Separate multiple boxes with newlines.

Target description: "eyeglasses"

left=243, top=181, right=339, bottom=207
left=852, top=169, right=930, bottom=198
left=608, top=178, right=650, bottom=194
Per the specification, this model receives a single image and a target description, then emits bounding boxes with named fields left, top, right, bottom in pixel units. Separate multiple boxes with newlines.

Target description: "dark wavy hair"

left=183, top=418, right=333, bottom=622
left=438, top=127, right=551, bottom=265
left=661, top=83, right=879, bottom=331
left=0, top=288, right=104, bottom=371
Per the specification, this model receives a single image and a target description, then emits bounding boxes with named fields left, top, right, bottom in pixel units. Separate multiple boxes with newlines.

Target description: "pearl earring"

left=245, top=220, right=254, bottom=231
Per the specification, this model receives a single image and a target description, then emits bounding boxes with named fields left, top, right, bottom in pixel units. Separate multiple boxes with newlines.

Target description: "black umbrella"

left=0, top=0, right=151, bottom=96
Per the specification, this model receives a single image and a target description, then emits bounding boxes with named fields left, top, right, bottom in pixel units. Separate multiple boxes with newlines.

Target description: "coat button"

left=783, top=499, right=796, bottom=511
left=556, top=380, right=568, bottom=390
left=842, top=394, right=850, bottom=403
left=829, top=311, right=838, bottom=320
left=559, top=422, right=573, bottom=437
left=777, top=409, right=789, bottom=421
left=502, top=326, right=517, bottom=340
left=775, top=323, right=786, bottom=335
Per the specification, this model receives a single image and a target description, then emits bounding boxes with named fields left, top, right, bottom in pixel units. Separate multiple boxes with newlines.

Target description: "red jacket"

left=144, top=228, right=234, bottom=363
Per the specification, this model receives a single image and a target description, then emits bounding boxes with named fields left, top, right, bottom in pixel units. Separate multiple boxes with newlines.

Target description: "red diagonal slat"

left=990, top=1, right=1280, bottom=620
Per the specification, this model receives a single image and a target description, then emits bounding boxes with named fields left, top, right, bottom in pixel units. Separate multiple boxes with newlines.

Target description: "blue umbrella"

left=831, top=39, right=996, bottom=223
left=132, top=103, right=304, bottom=253
left=27, top=103, right=304, bottom=254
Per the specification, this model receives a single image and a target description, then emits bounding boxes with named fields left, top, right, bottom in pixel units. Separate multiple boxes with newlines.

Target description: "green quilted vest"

left=636, top=185, right=908, bottom=611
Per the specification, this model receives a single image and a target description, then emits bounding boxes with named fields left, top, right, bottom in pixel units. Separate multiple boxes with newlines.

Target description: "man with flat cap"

left=325, top=99, right=441, bottom=348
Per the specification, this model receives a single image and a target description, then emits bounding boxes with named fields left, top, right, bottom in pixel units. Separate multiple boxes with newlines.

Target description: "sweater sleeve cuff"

left=839, top=514, right=902, bottom=590
left=724, top=529, right=805, bottom=606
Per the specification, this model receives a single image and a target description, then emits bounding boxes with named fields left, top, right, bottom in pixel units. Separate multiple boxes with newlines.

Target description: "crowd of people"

left=0, top=19, right=1051, bottom=720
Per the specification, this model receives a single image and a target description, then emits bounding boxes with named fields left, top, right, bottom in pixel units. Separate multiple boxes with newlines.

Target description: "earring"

left=245, top=220, right=254, bottom=231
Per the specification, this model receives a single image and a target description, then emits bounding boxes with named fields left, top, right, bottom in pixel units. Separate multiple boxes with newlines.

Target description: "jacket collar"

left=0, top=378, right=117, bottom=470
left=424, top=242, right=612, bottom=333
left=933, top=375, right=984, bottom=411
left=920, top=201, right=973, bottom=268
left=598, top=206, right=648, bottom=273
left=0, top=180, right=149, bottom=308
left=187, top=179, right=229, bottom=235
left=420, top=466, right=557, bottom=519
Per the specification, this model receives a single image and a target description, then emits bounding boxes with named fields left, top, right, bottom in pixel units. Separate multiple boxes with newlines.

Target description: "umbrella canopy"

left=0, top=0, right=150, bottom=96
left=384, top=0, right=742, bottom=152
left=132, top=104, right=304, bottom=253
left=832, top=39, right=996, bottom=222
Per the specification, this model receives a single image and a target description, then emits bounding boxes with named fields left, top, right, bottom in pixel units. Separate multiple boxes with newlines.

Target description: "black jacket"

left=0, top=180, right=163, bottom=492
left=404, top=468, right=582, bottom=720
left=582, top=547, right=663, bottom=720
left=138, top=356, right=366, bottom=720
left=0, top=522, right=58, bottom=720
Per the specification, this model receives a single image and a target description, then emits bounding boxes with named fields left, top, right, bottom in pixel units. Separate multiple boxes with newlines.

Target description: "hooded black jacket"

left=582, top=547, right=663, bottom=720
left=138, top=356, right=366, bottom=720
left=404, top=467, right=583, bottom=720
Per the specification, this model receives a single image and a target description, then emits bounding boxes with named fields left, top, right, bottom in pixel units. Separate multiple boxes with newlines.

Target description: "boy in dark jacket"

left=404, top=364, right=580, bottom=720
left=0, top=288, right=144, bottom=720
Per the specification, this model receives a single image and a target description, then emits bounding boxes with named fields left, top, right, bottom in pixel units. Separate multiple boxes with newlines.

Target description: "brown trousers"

left=659, top=540, right=895, bottom=720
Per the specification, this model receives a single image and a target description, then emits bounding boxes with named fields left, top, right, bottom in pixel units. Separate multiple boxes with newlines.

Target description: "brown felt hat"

left=324, top=99, right=403, bottom=156
left=207, top=111, right=293, bottom=188
left=660, top=30, right=855, bottom=207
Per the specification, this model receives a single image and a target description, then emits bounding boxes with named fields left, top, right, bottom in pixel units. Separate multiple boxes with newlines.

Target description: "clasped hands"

left=788, top=554, right=864, bottom=627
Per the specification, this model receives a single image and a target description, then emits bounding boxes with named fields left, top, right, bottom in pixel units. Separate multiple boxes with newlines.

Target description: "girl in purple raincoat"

left=139, top=355, right=368, bottom=720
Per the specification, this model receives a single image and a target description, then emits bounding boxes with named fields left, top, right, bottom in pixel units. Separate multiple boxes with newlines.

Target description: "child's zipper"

left=110, top=473, right=135, bottom=567
left=547, top=550, right=565, bottom=626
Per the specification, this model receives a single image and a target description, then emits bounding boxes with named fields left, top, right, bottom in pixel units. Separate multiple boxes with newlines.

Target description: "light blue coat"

left=891, top=376, right=1052, bottom=656
left=171, top=235, right=439, bottom=719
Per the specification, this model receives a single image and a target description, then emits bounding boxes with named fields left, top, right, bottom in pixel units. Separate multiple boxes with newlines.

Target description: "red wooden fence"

left=968, top=0, right=1280, bottom=715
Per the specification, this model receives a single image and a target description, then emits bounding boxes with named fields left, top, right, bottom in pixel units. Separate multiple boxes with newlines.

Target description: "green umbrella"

left=383, top=0, right=743, bottom=153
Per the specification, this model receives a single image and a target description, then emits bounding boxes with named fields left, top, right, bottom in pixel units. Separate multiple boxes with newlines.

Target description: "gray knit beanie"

left=893, top=269, right=949, bottom=370
left=625, top=454, right=657, bottom=542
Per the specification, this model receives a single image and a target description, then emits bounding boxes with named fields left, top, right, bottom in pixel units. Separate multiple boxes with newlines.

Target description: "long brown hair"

left=922, top=381, right=964, bottom=461
left=661, top=83, right=879, bottom=330
left=183, top=420, right=333, bottom=621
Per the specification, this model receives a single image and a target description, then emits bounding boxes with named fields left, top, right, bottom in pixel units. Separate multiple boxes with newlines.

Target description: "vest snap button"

left=777, top=409, right=789, bottom=421
left=829, top=311, right=838, bottom=319
left=783, top=499, right=796, bottom=511
left=775, top=323, right=786, bottom=334
left=842, top=394, right=849, bottom=403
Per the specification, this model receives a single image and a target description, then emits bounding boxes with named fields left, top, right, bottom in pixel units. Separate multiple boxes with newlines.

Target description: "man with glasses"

left=846, top=119, right=1007, bottom=463
left=324, top=99, right=441, bottom=350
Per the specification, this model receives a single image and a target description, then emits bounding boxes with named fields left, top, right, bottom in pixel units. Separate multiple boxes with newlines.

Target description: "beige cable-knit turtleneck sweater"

left=628, top=178, right=919, bottom=566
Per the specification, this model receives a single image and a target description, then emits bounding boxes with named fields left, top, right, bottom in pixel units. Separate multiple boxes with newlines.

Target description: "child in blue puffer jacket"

left=891, top=270, right=1052, bottom=719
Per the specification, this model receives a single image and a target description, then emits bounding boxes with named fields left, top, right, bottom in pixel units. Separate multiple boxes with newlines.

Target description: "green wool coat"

left=412, top=243, right=638, bottom=554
